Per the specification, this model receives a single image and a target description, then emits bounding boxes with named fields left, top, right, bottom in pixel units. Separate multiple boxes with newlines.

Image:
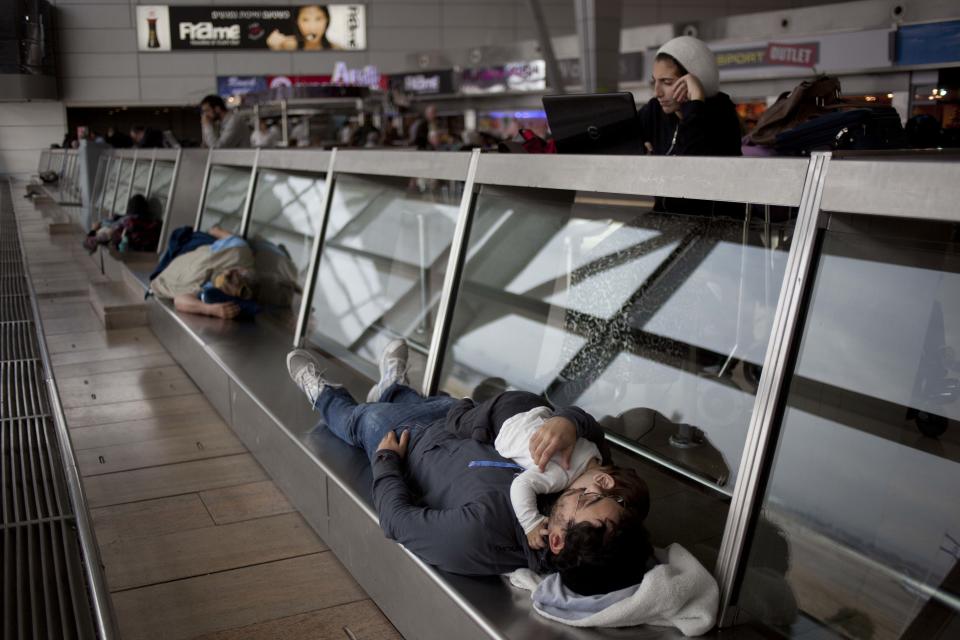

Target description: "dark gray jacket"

left=371, top=391, right=611, bottom=576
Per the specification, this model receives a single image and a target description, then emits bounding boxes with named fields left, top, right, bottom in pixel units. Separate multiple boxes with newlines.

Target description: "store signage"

left=896, top=20, right=960, bottom=66
left=389, top=69, right=456, bottom=95
left=460, top=60, right=546, bottom=94
left=136, top=4, right=366, bottom=52
left=715, top=42, right=819, bottom=69
left=331, top=61, right=381, bottom=88
left=648, top=29, right=893, bottom=83
left=267, top=75, right=332, bottom=89
left=217, top=75, right=268, bottom=98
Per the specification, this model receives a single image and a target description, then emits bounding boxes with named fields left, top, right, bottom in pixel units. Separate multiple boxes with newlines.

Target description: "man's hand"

left=529, top=416, right=577, bottom=472
left=201, top=112, right=213, bottom=127
left=526, top=519, right=548, bottom=550
left=378, top=429, right=410, bottom=459
left=671, top=73, right=706, bottom=104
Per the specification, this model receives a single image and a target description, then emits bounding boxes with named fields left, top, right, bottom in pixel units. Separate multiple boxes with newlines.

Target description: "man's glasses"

left=563, top=487, right=627, bottom=514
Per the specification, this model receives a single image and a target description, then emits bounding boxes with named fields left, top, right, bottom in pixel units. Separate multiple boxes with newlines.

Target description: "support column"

left=525, top=0, right=565, bottom=93
left=574, top=0, right=622, bottom=93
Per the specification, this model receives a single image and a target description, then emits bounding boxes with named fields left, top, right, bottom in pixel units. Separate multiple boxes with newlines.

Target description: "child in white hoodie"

left=495, top=405, right=617, bottom=550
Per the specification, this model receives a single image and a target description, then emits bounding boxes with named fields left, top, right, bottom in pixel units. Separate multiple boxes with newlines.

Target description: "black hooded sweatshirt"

left=638, top=92, right=742, bottom=157
left=638, top=92, right=744, bottom=216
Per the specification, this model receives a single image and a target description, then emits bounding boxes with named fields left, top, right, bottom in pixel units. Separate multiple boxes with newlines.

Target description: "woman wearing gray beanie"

left=638, top=36, right=742, bottom=157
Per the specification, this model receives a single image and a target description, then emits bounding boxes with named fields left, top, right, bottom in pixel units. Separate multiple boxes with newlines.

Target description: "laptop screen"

left=543, top=92, right=643, bottom=155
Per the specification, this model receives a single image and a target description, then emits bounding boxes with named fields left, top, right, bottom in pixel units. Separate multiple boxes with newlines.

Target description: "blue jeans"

left=314, top=383, right=457, bottom=462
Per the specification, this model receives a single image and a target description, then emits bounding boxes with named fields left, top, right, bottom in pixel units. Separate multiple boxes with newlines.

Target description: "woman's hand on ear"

left=673, top=73, right=706, bottom=104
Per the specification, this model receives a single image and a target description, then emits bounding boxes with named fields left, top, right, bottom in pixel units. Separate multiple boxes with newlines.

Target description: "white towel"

left=508, top=543, right=719, bottom=636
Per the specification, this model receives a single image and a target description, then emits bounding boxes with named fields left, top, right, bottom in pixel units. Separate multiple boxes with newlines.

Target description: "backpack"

left=747, top=75, right=842, bottom=147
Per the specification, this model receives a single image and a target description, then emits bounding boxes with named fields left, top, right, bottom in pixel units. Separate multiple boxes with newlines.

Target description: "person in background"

left=200, top=94, right=249, bottom=149
left=106, top=127, right=134, bottom=149
left=639, top=36, right=741, bottom=157
left=251, top=118, right=282, bottom=148
left=408, top=104, right=437, bottom=150
left=130, top=125, right=165, bottom=149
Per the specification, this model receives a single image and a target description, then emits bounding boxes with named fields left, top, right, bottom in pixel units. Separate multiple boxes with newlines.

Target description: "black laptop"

left=543, top=92, right=643, bottom=155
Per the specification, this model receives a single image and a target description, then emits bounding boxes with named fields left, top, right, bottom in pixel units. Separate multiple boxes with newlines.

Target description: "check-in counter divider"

left=60, top=148, right=960, bottom=640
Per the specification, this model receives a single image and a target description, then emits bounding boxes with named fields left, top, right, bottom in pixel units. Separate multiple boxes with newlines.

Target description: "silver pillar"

left=525, top=0, right=565, bottom=93
left=574, top=0, right=622, bottom=93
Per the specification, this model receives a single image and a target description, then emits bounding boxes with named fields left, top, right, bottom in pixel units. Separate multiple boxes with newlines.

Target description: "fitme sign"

left=136, top=5, right=367, bottom=51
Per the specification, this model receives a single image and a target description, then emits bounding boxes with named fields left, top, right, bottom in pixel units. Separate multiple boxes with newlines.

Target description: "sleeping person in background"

left=149, top=225, right=300, bottom=320
left=495, top=405, right=640, bottom=551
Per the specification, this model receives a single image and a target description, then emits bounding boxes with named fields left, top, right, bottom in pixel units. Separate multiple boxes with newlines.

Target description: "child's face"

left=297, top=6, right=328, bottom=44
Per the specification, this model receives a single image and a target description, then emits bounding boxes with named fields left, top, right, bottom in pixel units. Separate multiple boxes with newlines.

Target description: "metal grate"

left=0, top=361, right=51, bottom=420
left=1, top=417, right=70, bottom=524
left=0, top=275, right=29, bottom=297
left=0, top=296, right=32, bottom=322
left=1, top=322, right=39, bottom=361
left=2, top=181, right=100, bottom=639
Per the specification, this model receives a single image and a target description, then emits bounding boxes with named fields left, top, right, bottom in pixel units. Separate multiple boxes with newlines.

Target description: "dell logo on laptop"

left=587, top=125, right=600, bottom=140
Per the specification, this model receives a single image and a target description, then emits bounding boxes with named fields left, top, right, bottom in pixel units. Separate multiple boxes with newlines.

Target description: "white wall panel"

left=0, top=102, right=66, bottom=127
left=61, top=76, right=141, bottom=103
left=366, top=26, right=442, bottom=51
left=138, top=52, right=216, bottom=77
left=213, top=52, right=294, bottom=75
left=0, top=126, right=69, bottom=150
left=139, top=76, right=215, bottom=103
left=57, top=28, right=138, bottom=53
left=368, top=3, right=442, bottom=28
left=56, top=4, right=132, bottom=30
left=59, top=52, right=139, bottom=78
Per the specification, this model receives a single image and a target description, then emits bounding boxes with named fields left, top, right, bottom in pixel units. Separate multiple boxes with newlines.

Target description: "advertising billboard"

left=136, top=5, right=366, bottom=51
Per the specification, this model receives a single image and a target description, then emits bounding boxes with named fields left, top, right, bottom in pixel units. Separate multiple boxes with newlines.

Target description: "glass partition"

left=91, top=156, right=109, bottom=213
left=736, top=214, right=960, bottom=639
left=199, top=165, right=251, bottom=233
left=305, top=173, right=463, bottom=383
left=147, top=161, right=175, bottom=220
left=99, top=158, right=121, bottom=218
left=246, top=169, right=326, bottom=282
left=111, top=158, right=135, bottom=215
left=131, top=159, right=151, bottom=198
left=437, top=186, right=796, bottom=565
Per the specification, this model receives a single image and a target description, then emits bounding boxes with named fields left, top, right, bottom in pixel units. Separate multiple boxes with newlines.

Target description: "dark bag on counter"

left=747, top=75, right=842, bottom=147
left=773, top=107, right=906, bottom=155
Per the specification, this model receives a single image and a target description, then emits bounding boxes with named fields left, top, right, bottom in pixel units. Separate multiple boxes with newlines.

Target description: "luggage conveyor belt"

left=6, top=180, right=414, bottom=638
left=1, top=180, right=106, bottom=639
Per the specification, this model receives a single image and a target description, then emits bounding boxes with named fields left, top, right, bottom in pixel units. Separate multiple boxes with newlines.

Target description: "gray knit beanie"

left=656, top=36, right=720, bottom=97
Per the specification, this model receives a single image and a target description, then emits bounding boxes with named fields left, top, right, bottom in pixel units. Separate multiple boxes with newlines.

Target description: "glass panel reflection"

left=147, top=161, right=174, bottom=220
left=91, top=156, right=109, bottom=215
left=100, top=158, right=121, bottom=217
left=439, top=187, right=795, bottom=492
left=131, top=159, right=150, bottom=198
left=738, top=215, right=960, bottom=639
left=112, top=158, right=134, bottom=215
left=200, top=165, right=250, bottom=233
left=305, top=174, right=462, bottom=384
left=246, top=169, right=326, bottom=282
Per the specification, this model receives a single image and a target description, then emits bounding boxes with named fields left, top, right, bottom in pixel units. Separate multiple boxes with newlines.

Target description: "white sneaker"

left=367, top=339, right=409, bottom=402
left=287, top=348, right=334, bottom=407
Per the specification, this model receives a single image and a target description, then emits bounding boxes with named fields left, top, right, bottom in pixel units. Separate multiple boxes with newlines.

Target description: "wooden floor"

left=13, top=192, right=403, bottom=640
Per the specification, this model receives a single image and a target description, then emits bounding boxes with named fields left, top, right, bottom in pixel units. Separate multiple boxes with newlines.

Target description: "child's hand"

left=526, top=519, right=548, bottom=549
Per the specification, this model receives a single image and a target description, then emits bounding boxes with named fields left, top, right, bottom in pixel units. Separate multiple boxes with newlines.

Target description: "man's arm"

left=173, top=294, right=240, bottom=319
left=444, top=391, right=547, bottom=442
left=372, top=450, right=517, bottom=574
left=218, top=113, right=249, bottom=149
